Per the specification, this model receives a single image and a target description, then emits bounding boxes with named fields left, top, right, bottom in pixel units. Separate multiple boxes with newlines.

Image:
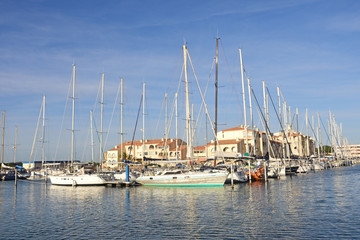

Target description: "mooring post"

left=126, top=165, right=130, bottom=183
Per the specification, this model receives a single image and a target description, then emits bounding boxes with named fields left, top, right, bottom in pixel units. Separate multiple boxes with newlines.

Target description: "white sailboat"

left=136, top=44, right=228, bottom=187
left=49, top=65, right=107, bottom=186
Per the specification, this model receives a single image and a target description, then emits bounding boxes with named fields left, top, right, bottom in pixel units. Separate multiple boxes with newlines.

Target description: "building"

left=193, top=125, right=316, bottom=160
left=334, top=144, right=360, bottom=158
left=104, top=138, right=187, bottom=168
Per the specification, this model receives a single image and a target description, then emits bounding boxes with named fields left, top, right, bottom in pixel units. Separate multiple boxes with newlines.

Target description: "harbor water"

left=1, top=165, right=359, bottom=239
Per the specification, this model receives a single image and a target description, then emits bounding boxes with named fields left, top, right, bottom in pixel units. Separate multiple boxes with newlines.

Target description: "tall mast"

left=214, top=38, right=219, bottom=165
left=262, top=81, right=269, bottom=181
left=247, top=77, right=255, bottom=156
left=306, top=108, right=310, bottom=157
left=286, top=105, right=291, bottom=158
left=90, top=110, right=94, bottom=162
left=263, top=81, right=269, bottom=159
left=1, top=110, right=4, bottom=172
left=71, top=65, right=76, bottom=167
left=142, top=82, right=145, bottom=162
left=120, top=78, right=124, bottom=162
left=283, top=101, right=288, bottom=158
left=164, top=93, right=168, bottom=160
left=317, top=113, right=321, bottom=157
left=100, top=73, right=104, bottom=164
left=14, top=125, right=17, bottom=164
left=296, top=108, right=300, bottom=157
left=317, top=112, right=322, bottom=155
left=183, top=44, right=192, bottom=160
left=278, top=87, right=285, bottom=159
left=41, top=95, right=46, bottom=168
left=175, top=92, right=178, bottom=160
left=205, top=104, right=208, bottom=159
left=239, top=48, right=249, bottom=154
left=312, top=115, right=316, bottom=156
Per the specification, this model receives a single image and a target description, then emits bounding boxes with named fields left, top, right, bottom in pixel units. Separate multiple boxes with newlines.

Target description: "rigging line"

left=54, top=70, right=73, bottom=161
left=164, top=48, right=184, bottom=98
left=128, top=94, right=143, bottom=159
left=92, top=78, right=102, bottom=113
left=251, top=88, right=278, bottom=158
left=190, top=57, right=215, bottom=142
left=186, top=49, right=226, bottom=159
left=320, top=115, right=345, bottom=158
left=165, top=62, right=186, bottom=140
left=186, top=50, right=206, bottom=135
left=91, top=112, right=102, bottom=160
left=307, top=118, right=319, bottom=144
left=219, top=40, right=243, bottom=117
left=104, top=81, right=121, bottom=149
left=29, top=99, right=43, bottom=163
left=319, top=115, right=334, bottom=149
left=290, top=112, right=297, bottom=130
left=155, top=95, right=165, bottom=138
left=266, top=87, right=294, bottom=157
left=185, top=50, right=215, bottom=144
left=80, top=119, right=91, bottom=162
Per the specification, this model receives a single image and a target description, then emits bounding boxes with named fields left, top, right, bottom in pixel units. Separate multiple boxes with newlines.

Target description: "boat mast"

left=317, top=113, right=321, bottom=158
left=142, top=82, right=145, bottom=162
left=317, top=112, right=322, bottom=156
left=296, top=107, right=300, bottom=157
left=100, top=73, right=104, bottom=166
left=263, top=81, right=270, bottom=159
left=214, top=38, right=219, bottom=166
left=120, top=78, right=124, bottom=162
left=14, top=125, right=17, bottom=164
left=286, top=106, right=291, bottom=158
left=283, top=101, right=288, bottom=158
left=239, top=48, right=249, bottom=154
left=312, top=115, right=316, bottom=156
left=164, top=93, right=168, bottom=160
left=306, top=108, right=310, bottom=157
left=262, top=81, right=269, bottom=180
left=205, top=105, right=208, bottom=159
left=1, top=110, right=4, bottom=172
left=183, top=44, right=192, bottom=161
left=277, top=87, right=285, bottom=159
left=247, top=77, right=255, bottom=157
left=71, top=65, right=76, bottom=167
left=41, top=95, right=46, bottom=168
left=175, top=92, right=178, bottom=161
left=90, top=110, right=94, bottom=162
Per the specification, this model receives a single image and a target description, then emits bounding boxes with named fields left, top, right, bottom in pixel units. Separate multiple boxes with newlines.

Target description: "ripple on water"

left=1, top=165, right=360, bottom=239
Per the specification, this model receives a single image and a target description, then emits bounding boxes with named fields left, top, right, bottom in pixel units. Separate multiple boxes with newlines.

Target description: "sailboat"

left=136, top=44, right=228, bottom=187
left=49, top=66, right=107, bottom=186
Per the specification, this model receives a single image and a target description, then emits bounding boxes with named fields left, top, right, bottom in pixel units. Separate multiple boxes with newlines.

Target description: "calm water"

left=1, top=165, right=360, bottom=239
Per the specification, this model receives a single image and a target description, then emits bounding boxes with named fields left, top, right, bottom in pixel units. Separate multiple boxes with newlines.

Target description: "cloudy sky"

left=1, top=0, right=359, bottom=163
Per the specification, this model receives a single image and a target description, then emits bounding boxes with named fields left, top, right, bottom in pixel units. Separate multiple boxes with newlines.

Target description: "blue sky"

left=1, top=0, right=359, bottom=163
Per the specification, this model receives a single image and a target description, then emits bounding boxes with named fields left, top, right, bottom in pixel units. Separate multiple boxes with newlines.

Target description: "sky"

left=1, top=0, right=360, bottom=163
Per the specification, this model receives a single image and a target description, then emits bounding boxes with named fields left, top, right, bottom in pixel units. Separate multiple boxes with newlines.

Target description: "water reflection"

left=1, top=166, right=360, bottom=239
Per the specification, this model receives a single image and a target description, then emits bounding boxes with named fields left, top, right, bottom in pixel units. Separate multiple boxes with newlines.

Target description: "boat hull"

left=49, top=174, right=106, bottom=186
left=136, top=172, right=228, bottom=187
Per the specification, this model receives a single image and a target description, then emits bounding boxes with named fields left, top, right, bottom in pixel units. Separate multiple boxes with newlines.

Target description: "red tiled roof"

left=221, top=126, right=244, bottom=132
left=194, top=145, right=206, bottom=151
